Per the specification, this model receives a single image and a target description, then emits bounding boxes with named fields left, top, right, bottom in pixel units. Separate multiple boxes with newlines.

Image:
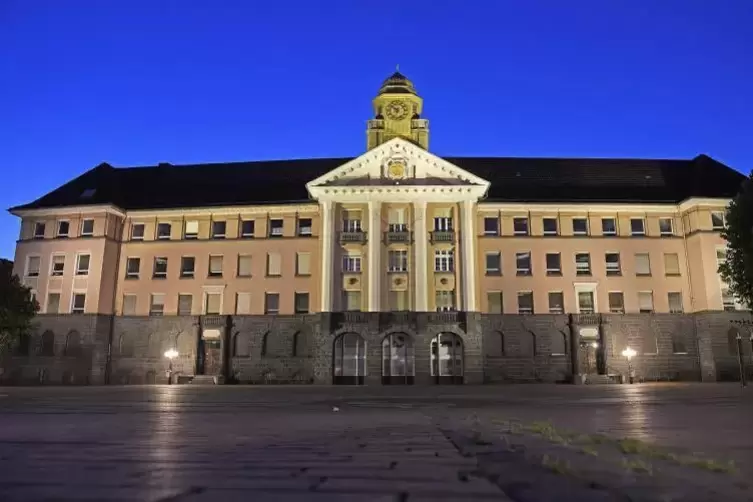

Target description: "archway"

left=430, top=333, right=464, bottom=384
left=381, top=333, right=414, bottom=385
left=333, top=333, right=366, bottom=385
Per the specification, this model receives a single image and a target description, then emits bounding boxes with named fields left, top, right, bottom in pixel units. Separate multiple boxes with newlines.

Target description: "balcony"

left=411, top=119, right=429, bottom=129
left=367, top=119, right=385, bottom=129
left=430, top=230, right=455, bottom=243
left=339, top=231, right=367, bottom=244
left=384, top=230, right=412, bottom=244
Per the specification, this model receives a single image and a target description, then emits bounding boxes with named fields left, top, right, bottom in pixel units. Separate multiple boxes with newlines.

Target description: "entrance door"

left=381, top=333, right=415, bottom=385
left=431, top=333, right=464, bottom=385
left=333, top=333, right=366, bottom=385
left=203, top=339, right=222, bottom=375
left=578, top=341, right=598, bottom=374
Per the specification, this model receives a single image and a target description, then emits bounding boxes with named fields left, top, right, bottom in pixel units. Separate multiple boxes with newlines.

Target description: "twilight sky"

left=1, top=0, right=751, bottom=259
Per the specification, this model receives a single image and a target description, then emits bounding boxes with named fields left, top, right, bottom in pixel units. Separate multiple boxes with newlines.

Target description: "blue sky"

left=1, top=0, right=751, bottom=259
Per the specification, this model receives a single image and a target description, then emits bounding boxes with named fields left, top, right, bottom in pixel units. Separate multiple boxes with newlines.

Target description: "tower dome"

left=377, top=71, right=417, bottom=95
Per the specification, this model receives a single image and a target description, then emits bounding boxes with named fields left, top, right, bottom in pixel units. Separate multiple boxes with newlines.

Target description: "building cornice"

left=124, top=203, right=319, bottom=219
left=478, top=197, right=732, bottom=215
left=10, top=204, right=126, bottom=219
left=308, top=184, right=488, bottom=203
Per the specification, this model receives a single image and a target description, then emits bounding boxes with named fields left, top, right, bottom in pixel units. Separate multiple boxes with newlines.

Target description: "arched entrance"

left=381, top=333, right=415, bottom=385
left=333, top=333, right=366, bottom=385
left=430, top=333, right=464, bottom=384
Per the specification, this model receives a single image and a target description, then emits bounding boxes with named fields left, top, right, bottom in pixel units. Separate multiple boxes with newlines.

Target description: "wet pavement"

left=0, top=383, right=750, bottom=501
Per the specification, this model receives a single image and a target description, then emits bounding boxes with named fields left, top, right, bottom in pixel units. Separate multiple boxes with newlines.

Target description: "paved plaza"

left=0, top=383, right=751, bottom=501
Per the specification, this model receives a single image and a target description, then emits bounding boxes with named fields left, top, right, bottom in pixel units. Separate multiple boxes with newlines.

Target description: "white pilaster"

left=414, top=201, right=429, bottom=311
left=320, top=201, right=334, bottom=312
left=368, top=201, right=381, bottom=312
left=461, top=199, right=477, bottom=311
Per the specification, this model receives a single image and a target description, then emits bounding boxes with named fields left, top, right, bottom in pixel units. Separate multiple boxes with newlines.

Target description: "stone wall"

left=1, top=310, right=751, bottom=385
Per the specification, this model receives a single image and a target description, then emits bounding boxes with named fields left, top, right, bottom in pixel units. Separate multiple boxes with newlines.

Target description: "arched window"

left=233, top=332, right=249, bottom=357
left=520, top=330, right=536, bottom=357
left=430, top=333, right=464, bottom=384
left=551, top=330, right=567, bottom=356
left=40, top=330, right=55, bottom=356
left=292, top=331, right=309, bottom=357
left=381, top=333, right=414, bottom=385
left=64, top=330, right=81, bottom=356
left=333, top=333, right=366, bottom=385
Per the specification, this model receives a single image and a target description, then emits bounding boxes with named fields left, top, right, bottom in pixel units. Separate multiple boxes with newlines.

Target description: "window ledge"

left=180, top=275, right=195, bottom=279
left=546, top=271, right=562, bottom=276
left=152, top=276, right=167, bottom=280
left=207, top=274, right=223, bottom=279
left=485, top=271, right=502, bottom=276
left=516, top=272, right=532, bottom=277
left=124, top=276, right=139, bottom=280
left=265, top=274, right=282, bottom=278
left=665, top=273, right=682, bottom=277
left=237, top=275, right=252, bottom=279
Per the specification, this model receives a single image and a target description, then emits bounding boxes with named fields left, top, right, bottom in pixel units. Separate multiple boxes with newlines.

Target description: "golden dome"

left=377, top=70, right=417, bottom=95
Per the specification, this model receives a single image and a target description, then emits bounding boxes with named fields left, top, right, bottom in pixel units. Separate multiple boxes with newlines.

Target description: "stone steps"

left=190, top=375, right=223, bottom=385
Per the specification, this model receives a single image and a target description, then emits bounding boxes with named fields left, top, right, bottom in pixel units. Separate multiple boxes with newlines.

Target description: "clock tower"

left=366, top=70, right=430, bottom=150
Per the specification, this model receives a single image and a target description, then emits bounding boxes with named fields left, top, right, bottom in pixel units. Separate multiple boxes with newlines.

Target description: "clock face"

left=385, top=100, right=409, bottom=120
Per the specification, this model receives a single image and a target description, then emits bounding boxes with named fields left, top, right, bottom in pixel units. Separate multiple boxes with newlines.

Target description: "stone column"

left=414, top=201, right=429, bottom=312
left=368, top=201, right=381, bottom=312
left=320, top=200, right=334, bottom=312
left=461, top=199, right=477, bottom=311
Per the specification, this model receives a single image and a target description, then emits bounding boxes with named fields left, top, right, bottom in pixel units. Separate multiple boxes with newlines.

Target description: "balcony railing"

left=411, top=119, right=429, bottom=129
left=384, top=230, right=412, bottom=244
left=339, top=231, right=367, bottom=244
left=367, top=119, right=385, bottom=129
left=430, top=230, right=455, bottom=243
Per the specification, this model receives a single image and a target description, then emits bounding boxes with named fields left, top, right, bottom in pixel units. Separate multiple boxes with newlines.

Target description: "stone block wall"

left=695, top=311, right=753, bottom=381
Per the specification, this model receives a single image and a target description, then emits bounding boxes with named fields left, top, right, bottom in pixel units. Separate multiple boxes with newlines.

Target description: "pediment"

left=306, top=138, right=490, bottom=196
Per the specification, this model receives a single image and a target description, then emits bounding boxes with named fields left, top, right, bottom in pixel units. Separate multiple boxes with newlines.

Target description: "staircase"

left=190, top=375, right=224, bottom=385
left=585, top=374, right=617, bottom=385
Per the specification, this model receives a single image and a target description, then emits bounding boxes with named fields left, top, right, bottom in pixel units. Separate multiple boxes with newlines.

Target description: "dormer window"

left=80, top=188, right=96, bottom=199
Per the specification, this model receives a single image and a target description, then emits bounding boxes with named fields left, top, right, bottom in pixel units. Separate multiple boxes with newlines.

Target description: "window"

left=51, top=255, right=65, bottom=276
left=608, top=292, right=624, bottom=313
left=433, top=216, right=452, bottom=231
left=208, top=255, right=223, bottom=277
left=177, top=294, right=192, bottom=315
left=635, top=253, right=651, bottom=276
left=711, top=211, right=725, bottom=231
left=664, top=253, right=680, bottom=276
left=721, top=287, right=736, bottom=311
left=131, top=223, right=145, bottom=240
left=543, top=218, right=558, bottom=236
left=485, top=252, right=501, bottom=275
left=434, top=249, right=454, bottom=272
left=294, top=292, right=310, bottom=314
left=47, top=293, right=61, bottom=314
left=34, top=222, right=45, bottom=239
left=236, top=292, right=252, bottom=315
left=298, top=218, right=312, bottom=236
left=487, top=291, right=503, bottom=314
left=668, top=292, right=683, bottom=313
left=125, top=257, right=140, bottom=279
left=388, top=208, right=407, bottom=232
left=153, top=257, right=168, bottom=278
left=205, top=293, right=222, bottom=314
left=184, top=220, right=199, bottom=239
left=577, top=291, right=595, bottom=314
left=122, top=294, right=137, bottom=315
left=71, top=293, right=86, bottom=314
left=601, top=218, right=617, bottom=236
left=638, top=291, right=654, bottom=313
left=296, top=252, right=311, bottom=275
left=240, top=220, right=255, bottom=238
left=211, top=221, right=226, bottom=239
left=81, top=219, right=94, bottom=237
left=343, top=291, right=361, bottom=311
left=388, top=250, right=408, bottom=272
left=149, top=294, right=165, bottom=316
left=435, top=290, right=456, bottom=312
left=343, top=216, right=363, bottom=232
left=545, top=253, right=561, bottom=275
left=269, top=219, right=284, bottom=237
left=237, top=255, right=252, bottom=277
left=75, top=254, right=90, bottom=276
left=389, top=291, right=408, bottom=311
left=157, top=222, right=171, bottom=240
left=343, top=253, right=362, bottom=273
left=630, top=218, right=645, bottom=236
left=659, top=218, right=673, bottom=236
left=572, top=218, right=588, bottom=236
left=575, top=253, right=591, bottom=275
left=180, top=256, right=195, bottom=278
left=26, top=256, right=40, bottom=277
left=602, top=252, right=620, bottom=276
left=517, top=291, right=534, bottom=314
left=57, top=221, right=70, bottom=238
left=483, top=217, right=499, bottom=236
left=548, top=292, right=564, bottom=314
left=671, top=331, right=687, bottom=354
left=513, top=217, right=529, bottom=236
left=516, top=252, right=532, bottom=275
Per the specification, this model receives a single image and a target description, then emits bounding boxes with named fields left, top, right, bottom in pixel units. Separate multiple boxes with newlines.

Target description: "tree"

left=0, top=259, right=39, bottom=356
left=719, top=171, right=753, bottom=311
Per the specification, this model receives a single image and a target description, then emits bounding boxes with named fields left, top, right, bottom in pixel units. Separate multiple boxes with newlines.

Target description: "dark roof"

left=9, top=154, right=745, bottom=212
left=378, top=71, right=417, bottom=95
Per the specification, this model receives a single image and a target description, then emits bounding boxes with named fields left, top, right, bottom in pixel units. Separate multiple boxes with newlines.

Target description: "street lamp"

left=621, top=347, right=637, bottom=384
left=164, top=348, right=178, bottom=385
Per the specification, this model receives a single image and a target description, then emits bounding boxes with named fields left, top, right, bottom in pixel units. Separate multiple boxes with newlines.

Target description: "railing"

left=367, top=119, right=385, bottom=129
left=202, top=315, right=225, bottom=327
left=575, top=313, right=602, bottom=326
left=339, top=231, right=367, bottom=244
left=411, top=119, right=428, bottom=129
left=430, top=230, right=455, bottom=243
left=384, top=230, right=412, bottom=243
left=426, top=311, right=461, bottom=324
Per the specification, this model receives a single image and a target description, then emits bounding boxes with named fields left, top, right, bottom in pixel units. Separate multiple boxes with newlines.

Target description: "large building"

left=4, top=72, right=751, bottom=385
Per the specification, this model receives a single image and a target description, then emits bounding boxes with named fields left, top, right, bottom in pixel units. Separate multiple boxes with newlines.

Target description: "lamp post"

left=621, top=347, right=636, bottom=384
left=164, top=348, right=178, bottom=385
